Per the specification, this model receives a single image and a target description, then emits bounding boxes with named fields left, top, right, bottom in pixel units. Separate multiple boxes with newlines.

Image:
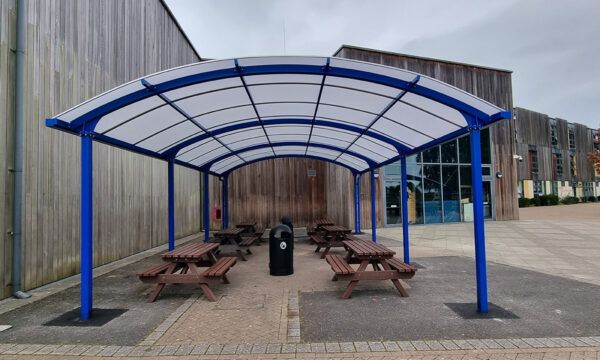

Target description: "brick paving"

left=0, top=213, right=599, bottom=359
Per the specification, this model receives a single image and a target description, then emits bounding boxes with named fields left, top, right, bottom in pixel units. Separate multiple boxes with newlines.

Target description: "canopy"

left=47, top=56, right=510, bottom=175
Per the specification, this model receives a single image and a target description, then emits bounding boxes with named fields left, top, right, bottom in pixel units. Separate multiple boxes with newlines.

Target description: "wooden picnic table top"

left=215, top=227, right=244, bottom=236
left=315, top=218, right=335, bottom=226
left=161, top=242, right=219, bottom=261
left=236, top=222, right=256, bottom=228
left=343, top=238, right=395, bottom=257
left=321, top=225, right=352, bottom=233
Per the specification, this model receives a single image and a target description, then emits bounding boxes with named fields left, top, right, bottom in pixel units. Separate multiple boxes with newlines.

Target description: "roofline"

left=514, top=106, right=598, bottom=131
left=333, top=44, right=513, bottom=74
left=159, top=0, right=202, bottom=61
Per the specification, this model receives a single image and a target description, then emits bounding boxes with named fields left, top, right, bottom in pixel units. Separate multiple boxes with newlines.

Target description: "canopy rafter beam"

left=140, top=78, right=247, bottom=167
left=234, top=59, right=276, bottom=158
left=335, top=75, right=420, bottom=162
left=305, top=57, right=330, bottom=156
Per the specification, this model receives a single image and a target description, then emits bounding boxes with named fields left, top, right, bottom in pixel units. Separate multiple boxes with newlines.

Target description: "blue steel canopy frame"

left=45, top=56, right=509, bottom=319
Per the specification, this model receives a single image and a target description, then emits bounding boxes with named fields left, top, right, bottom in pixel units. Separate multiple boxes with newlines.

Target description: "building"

left=0, top=0, right=202, bottom=300
left=513, top=107, right=599, bottom=199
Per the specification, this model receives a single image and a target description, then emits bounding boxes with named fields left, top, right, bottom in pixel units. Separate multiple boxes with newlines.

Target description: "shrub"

left=580, top=196, right=588, bottom=203
left=587, top=196, right=597, bottom=202
left=560, top=196, right=580, bottom=204
left=530, top=196, right=541, bottom=206
left=597, top=196, right=600, bottom=202
left=539, top=194, right=559, bottom=206
left=518, top=198, right=531, bottom=207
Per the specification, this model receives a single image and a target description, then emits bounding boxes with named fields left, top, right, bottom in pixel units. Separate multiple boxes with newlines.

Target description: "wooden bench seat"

left=254, top=226, right=265, bottom=239
left=239, top=236, right=258, bottom=247
left=137, top=262, right=171, bottom=278
left=311, top=235, right=327, bottom=244
left=203, top=257, right=237, bottom=277
left=325, top=255, right=355, bottom=275
left=386, top=258, right=417, bottom=275
left=307, top=226, right=315, bottom=236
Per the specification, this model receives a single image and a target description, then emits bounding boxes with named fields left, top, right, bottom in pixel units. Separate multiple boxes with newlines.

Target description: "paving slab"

left=300, top=256, right=600, bottom=342
left=0, top=253, right=189, bottom=346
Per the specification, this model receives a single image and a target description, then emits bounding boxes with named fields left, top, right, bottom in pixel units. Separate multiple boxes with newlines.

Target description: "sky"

left=165, top=0, right=600, bottom=129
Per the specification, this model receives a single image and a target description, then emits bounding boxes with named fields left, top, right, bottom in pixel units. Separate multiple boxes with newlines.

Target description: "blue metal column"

left=354, top=174, right=359, bottom=234
left=80, top=134, right=93, bottom=320
left=370, top=169, right=376, bottom=243
left=167, top=160, right=175, bottom=251
left=222, top=175, right=228, bottom=229
left=470, top=126, right=488, bottom=313
left=401, top=157, right=410, bottom=264
left=204, top=171, right=210, bottom=243
left=357, top=175, right=361, bottom=233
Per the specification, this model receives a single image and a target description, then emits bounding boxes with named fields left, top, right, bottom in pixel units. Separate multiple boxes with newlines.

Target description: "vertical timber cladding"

left=574, top=124, right=596, bottom=181
left=216, top=158, right=330, bottom=229
left=0, top=0, right=201, bottom=299
left=335, top=45, right=518, bottom=221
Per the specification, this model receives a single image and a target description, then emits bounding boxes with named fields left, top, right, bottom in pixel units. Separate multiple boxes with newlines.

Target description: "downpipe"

left=11, top=0, right=31, bottom=299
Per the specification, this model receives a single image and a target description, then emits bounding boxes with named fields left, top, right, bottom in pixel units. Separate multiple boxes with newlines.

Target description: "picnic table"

left=213, top=227, right=257, bottom=261
left=137, top=242, right=236, bottom=302
left=325, top=239, right=417, bottom=299
left=236, top=221, right=257, bottom=234
left=311, top=225, right=353, bottom=259
left=307, top=218, right=335, bottom=236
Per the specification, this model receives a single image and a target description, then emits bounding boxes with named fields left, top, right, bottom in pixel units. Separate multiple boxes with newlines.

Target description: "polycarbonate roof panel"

left=48, top=56, right=509, bottom=175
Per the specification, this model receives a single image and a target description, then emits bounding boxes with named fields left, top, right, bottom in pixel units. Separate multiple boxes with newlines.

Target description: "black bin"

left=269, top=224, right=294, bottom=276
left=281, top=216, right=294, bottom=238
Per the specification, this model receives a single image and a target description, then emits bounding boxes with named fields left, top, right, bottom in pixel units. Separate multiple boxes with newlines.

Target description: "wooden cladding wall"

left=0, top=0, right=200, bottom=299
left=574, top=124, right=595, bottom=181
left=514, top=108, right=596, bottom=182
left=212, top=158, right=330, bottom=230
left=335, top=46, right=518, bottom=221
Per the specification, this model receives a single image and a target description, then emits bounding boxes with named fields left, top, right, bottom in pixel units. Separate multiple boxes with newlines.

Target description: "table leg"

left=380, top=260, right=409, bottom=297
left=341, top=260, right=369, bottom=299
left=315, top=245, right=321, bottom=253
left=320, top=246, right=330, bottom=259
left=148, top=262, right=177, bottom=302
left=187, top=263, right=218, bottom=302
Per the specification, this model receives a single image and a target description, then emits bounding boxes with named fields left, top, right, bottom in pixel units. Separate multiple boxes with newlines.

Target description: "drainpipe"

left=11, top=0, right=30, bottom=299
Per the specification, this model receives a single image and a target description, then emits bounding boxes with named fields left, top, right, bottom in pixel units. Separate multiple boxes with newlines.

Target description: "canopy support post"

left=204, top=171, right=210, bottom=243
left=80, top=134, right=93, bottom=320
left=354, top=174, right=359, bottom=234
left=222, top=175, right=229, bottom=229
left=167, top=160, right=175, bottom=251
left=357, top=175, right=361, bottom=233
left=370, top=169, right=376, bottom=243
left=470, top=126, right=488, bottom=313
left=401, top=156, right=410, bottom=264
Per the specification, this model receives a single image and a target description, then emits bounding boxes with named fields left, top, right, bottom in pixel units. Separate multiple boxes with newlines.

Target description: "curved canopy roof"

left=46, top=56, right=510, bottom=176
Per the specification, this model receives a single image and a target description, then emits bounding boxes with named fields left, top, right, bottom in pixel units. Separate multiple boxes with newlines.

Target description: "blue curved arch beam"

left=221, top=154, right=359, bottom=177
left=50, top=63, right=507, bottom=136
left=198, top=141, right=376, bottom=172
left=161, top=118, right=409, bottom=159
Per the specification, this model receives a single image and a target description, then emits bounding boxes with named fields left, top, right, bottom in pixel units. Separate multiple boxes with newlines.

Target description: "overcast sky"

left=165, top=0, right=600, bottom=129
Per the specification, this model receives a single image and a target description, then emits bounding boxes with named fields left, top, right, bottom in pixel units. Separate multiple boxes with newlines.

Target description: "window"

left=529, top=146, right=538, bottom=180
left=551, top=182, right=558, bottom=196
left=553, top=152, right=563, bottom=180
left=533, top=181, right=544, bottom=196
left=583, top=182, right=594, bottom=197
left=570, top=155, right=577, bottom=178
left=422, top=146, right=440, bottom=163
left=517, top=180, right=523, bottom=198
left=441, top=140, right=458, bottom=163
left=550, top=119, right=558, bottom=147
left=568, top=124, right=576, bottom=151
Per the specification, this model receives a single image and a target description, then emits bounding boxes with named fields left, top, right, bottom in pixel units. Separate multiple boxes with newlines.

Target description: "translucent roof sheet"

left=47, top=56, right=510, bottom=176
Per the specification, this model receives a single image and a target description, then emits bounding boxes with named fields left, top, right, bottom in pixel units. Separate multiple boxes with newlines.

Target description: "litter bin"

left=281, top=216, right=294, bottom=238
left=269, top=224, right=294, bottom=276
